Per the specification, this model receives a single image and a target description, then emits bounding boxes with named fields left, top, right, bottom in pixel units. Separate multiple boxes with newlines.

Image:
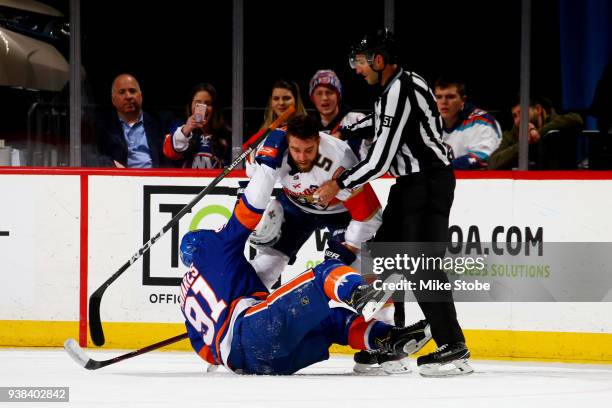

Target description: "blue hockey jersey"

left=179, top=165, right=277, bottom=367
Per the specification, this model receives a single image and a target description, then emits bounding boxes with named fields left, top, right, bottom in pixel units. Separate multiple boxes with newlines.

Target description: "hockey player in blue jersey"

left=179, top=115, right=432, bottom=375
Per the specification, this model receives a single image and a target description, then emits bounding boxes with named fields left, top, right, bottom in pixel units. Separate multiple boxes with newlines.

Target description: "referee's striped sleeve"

left=336, top=80, right=410, bottom=189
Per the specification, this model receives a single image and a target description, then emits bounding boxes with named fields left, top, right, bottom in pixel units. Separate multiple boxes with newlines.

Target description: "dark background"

left=63, top=0, right=561, bottom=126
left=7, top=0, right=564, bottom=141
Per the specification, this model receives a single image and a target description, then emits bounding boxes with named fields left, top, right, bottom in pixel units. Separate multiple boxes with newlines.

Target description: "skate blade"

left=353, top=363, right=385, bottom=375
left=381, top=358, right=412, bottom=374
left=402, top=325, right=432, bottom=355
left=353, top=360, right=412, bottom=375
left=361, top=273, right=401, bottom=321
left=419, top=359, right=474, bottom=377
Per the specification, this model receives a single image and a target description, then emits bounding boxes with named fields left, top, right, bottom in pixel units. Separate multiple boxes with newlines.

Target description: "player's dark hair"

left=286, top=114, right=320, bottom=141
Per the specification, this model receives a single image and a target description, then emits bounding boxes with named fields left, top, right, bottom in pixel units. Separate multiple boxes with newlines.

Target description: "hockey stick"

left=345, top=112, right=373, bottom=131
left=241, top=114, right=289, bottom=150
left=88, top=105, right=296, bottom=346
left=64, top=333, right=188, bottom=370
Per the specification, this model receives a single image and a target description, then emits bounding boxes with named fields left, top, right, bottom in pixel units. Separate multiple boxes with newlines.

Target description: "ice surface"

left=1, top=348, right=611, bottom=408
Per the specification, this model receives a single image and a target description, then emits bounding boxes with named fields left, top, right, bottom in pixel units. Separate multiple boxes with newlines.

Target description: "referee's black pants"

left=374, top=165, right=465, bottom=345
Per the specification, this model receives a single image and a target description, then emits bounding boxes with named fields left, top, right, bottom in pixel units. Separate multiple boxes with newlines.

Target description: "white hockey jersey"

left=278, top=132, right=359, bottom=214
left=248, top=132, right=382, bottom=248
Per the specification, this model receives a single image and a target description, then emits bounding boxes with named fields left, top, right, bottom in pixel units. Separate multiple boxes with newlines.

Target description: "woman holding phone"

left=163, top=82, right=231, bottom=168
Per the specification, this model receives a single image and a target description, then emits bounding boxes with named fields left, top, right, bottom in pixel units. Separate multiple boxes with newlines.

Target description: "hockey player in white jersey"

left=247, top=115, right=410, bottom=373
left=247, top=114, right=382, bottom=288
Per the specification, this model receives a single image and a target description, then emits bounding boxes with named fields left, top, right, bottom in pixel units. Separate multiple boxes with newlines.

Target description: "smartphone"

left=194, top=103, right=208, bottom=122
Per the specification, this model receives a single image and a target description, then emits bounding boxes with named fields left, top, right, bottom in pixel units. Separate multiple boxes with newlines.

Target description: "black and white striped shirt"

left=336, top=68, right=451, bottom=189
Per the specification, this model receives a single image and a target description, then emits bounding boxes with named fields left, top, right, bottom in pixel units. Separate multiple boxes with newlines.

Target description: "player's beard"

left=296, top=160, right=315, bottom=172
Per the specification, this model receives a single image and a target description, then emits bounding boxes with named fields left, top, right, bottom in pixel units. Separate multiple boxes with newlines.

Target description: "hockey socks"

left=314, top=259, right=401, bottom=321
left=317, top=262, right=364, bottom=304
left=347, top=315, right=394, bottom=351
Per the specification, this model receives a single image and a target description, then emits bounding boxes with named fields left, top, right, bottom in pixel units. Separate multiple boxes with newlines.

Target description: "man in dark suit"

left=95, top=73, right=167, bottom=168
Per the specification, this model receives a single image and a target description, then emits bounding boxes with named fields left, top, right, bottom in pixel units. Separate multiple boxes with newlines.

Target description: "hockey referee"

left=314, top=29, right=472, bottom=377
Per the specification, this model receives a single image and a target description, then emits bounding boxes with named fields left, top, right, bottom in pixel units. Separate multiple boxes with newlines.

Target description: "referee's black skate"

left=353, top=320, right=432, bottom=375
left=417, top=342, right=473, bottom=377
left=347, top=273, right=402, bottom=321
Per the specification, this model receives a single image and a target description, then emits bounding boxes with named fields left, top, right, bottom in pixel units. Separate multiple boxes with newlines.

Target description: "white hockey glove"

left=248, top=199, right=284, bottom=248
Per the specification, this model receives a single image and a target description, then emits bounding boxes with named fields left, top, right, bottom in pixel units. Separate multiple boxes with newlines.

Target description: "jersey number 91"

left=183, top=275, right=227, bottom=345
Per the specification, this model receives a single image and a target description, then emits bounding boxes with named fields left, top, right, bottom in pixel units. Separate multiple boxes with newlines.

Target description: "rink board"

left=1, top=168, right=612, bottom=362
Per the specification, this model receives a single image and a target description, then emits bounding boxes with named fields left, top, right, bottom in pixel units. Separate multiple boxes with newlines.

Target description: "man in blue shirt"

left=95, top=74, right=168, bottom=168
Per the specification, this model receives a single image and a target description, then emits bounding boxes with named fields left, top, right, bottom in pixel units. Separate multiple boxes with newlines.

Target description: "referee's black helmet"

left=349, top=28, right=399, bottom=68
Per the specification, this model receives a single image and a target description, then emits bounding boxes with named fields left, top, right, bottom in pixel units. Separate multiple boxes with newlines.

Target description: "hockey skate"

left=348, top=273, right=402, bottom=321
left=353, top=320, right=432, bottom=375
left=353, top=349, right=411, bottom=375
left=417, top=342, right=474, bottom=377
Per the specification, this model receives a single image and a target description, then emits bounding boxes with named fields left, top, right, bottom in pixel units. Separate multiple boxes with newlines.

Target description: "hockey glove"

left=324, top=240, right=357, bottom=266
left=249, top=199, right=284, bottom=248
left=255, top=129, right=287, bottom=169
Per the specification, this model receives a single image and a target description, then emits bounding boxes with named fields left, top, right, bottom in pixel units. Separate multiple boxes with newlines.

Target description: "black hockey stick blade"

left=87, top=106, right=296, bottom=347
left=64, top=333, right=189, bottom=370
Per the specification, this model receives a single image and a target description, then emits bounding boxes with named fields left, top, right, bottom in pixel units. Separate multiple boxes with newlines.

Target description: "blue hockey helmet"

left=180, top=229, right=207, bottom=267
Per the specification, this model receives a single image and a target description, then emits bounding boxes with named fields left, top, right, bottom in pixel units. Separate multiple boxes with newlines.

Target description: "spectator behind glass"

left=260, top=79, right=306, bottom=131
left=95, top=73, right=168, bottom=168
left=308, top=69, right=372, bottom=159
left=434, top=77, right=501, bottom=169
left=245, top=79, right=306, bottom=174
left=488, top=95, right=584, bottom=170
left=163, top=83, right=231, bottom=169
